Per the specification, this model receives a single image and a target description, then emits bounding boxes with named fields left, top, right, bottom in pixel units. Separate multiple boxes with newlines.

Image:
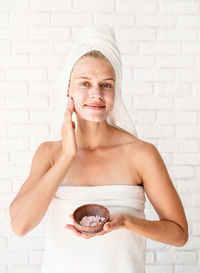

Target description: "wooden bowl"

left=72, top=204, right=110, bottom=234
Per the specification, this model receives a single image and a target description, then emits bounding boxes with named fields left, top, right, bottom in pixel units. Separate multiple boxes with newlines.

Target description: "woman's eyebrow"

left=76, top=76, right=115, bottom=82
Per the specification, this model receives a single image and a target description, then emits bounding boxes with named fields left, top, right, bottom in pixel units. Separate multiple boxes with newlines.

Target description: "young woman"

left=9, top=25, right=188, bottom=273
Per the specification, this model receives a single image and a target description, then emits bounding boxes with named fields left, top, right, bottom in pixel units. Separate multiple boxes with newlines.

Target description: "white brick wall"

left=0, top=0, right=199, bottom=272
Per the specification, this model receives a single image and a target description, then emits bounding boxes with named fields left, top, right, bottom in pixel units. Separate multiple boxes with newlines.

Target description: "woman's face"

left=67, top=57, right=115, bottom=122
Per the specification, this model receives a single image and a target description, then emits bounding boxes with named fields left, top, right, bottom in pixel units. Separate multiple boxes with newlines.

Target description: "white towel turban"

left=49, top=24, right=138, bottom=141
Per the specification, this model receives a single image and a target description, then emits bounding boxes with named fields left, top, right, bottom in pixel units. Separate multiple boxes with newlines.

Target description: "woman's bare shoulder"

left=127, top=137, right=158, bottom=161
left=113, top=127, right=148, bottom=148
left=40, top=140, right=62, bottom=166
left=111, top=127, right=155, bottom=157
left=130, top=138, right=156, bottom=150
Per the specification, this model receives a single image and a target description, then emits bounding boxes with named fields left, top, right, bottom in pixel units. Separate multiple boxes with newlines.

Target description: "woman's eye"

left=80, top=82, right=88, bottom=86
left=104, top=84, right=112, bottom=88
left=80, top=82, right=112, bottom=88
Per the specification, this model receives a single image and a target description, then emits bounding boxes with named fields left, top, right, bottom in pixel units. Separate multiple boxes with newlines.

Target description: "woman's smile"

left=84, top=105, right=106, bottom=110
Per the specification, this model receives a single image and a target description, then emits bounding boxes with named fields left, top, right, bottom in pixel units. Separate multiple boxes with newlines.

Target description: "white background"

left=0, top=0, right=200, bottom=272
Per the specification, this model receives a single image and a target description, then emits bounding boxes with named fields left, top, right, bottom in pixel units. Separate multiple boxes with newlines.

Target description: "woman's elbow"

left=175, top=230, right=189, bottom=247
left=10, top=220, right=27, bottom=237
left=9, top=214, right=25, bottom=237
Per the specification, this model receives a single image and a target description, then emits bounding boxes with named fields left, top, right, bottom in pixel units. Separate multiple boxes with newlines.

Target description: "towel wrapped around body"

left=41, top=185, right=146, bottom=273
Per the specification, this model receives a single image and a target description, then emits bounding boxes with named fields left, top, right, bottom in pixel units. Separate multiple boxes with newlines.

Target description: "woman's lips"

left=84, top=105, right=105, bottom=110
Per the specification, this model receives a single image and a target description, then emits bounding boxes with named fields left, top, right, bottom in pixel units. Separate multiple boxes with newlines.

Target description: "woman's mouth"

left=84, top=104, right=106, bottom=111
left=85, top=105, right=105, bottom=110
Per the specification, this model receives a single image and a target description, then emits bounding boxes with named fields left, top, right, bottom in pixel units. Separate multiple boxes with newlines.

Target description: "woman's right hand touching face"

left=61, top=95, right=77, bottom=159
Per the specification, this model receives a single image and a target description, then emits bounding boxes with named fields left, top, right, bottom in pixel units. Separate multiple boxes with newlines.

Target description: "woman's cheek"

left=105, top=99, right=114, bottom=116
left=105, top=93, right=114, bottom=113
left=71, top=93, right=84, bottom=113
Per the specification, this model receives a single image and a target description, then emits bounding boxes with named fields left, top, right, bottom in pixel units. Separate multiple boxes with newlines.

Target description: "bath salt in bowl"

left=72, top=204, right=110, bottom=234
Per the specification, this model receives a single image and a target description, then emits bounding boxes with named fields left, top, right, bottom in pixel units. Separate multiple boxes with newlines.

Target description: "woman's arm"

left=9, top=98, right=77, bottom=237
left=125, top=142, right=188, bottom=247
left=124, top=215, right=187, bottom=247
left=9, top=142, right=75, bottom=236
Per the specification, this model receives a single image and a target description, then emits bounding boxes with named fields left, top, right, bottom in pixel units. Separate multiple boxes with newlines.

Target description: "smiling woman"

left=67, top=53, right=116, bottom=127
left=48, top=24, right=138, bottom=142
left=9, top=24, right=188, bottom=273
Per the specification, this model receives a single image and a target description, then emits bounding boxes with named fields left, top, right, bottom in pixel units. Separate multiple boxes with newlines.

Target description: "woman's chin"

left=76, top=114, right=107, bottom=123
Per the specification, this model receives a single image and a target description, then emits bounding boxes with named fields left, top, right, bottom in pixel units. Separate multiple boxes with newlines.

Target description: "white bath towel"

left=41, top=185, right=146, bottom=273
left=49, top=24, right=138, bottom=142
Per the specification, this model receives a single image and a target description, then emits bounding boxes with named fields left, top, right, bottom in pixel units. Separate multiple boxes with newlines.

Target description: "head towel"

left=49, top=24, right=138, bottom=140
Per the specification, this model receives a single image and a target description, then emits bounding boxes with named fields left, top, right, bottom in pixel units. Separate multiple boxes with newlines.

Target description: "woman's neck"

left=75, top=120, right=113, bottom=150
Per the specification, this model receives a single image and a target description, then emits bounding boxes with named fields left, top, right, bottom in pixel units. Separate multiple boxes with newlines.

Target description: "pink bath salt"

left=80, top=214, right=105, bottom=227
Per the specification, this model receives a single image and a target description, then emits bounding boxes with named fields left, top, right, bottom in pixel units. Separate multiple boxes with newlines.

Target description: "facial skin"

left=68, top=57, right=115, bottom=123
left=67, top=57, right=116, bottom=150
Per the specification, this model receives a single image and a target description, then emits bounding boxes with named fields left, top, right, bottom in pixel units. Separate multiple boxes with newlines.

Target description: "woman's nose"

left=87, top=85, right=104, bottom=97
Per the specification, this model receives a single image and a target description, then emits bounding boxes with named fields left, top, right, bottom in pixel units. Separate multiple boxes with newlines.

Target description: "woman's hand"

left=61, top=95, right=77, bottom=159
left=65, top=213, right=126, bottom=239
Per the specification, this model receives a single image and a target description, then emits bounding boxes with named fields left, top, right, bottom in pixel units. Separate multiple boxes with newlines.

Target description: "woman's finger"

left=65, top=224, right=82, bottom=237
left=67, top=97, right=75, bottom=110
